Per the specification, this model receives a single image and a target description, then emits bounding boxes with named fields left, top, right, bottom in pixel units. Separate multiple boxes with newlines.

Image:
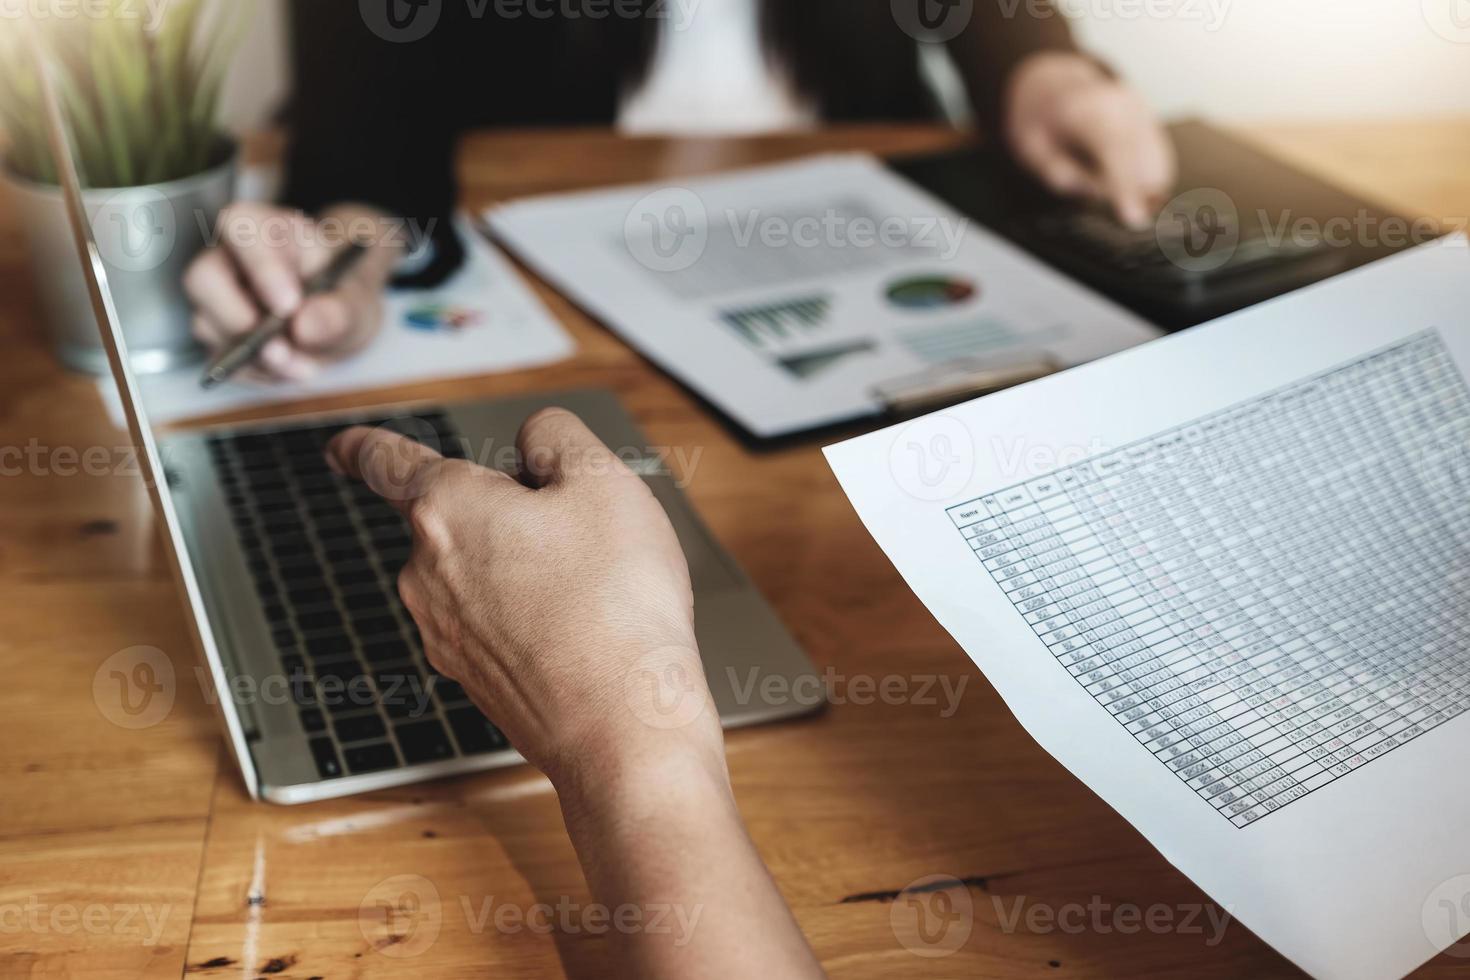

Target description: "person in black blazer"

left=185, top=0, right=1171, bottom=379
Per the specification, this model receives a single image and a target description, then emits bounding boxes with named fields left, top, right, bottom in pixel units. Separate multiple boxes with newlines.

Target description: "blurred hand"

left=1006, top=52, right=1176, bottom=229
left=324, top=407, right=718, bottom=784
left=184, top=202, right=402, bottom=382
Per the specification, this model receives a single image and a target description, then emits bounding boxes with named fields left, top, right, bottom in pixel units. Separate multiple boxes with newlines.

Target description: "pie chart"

left=886, top=275, right=978, bottom=310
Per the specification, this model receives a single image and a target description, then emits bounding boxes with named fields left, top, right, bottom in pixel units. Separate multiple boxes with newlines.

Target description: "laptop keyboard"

left=207, top=410, right=511, bottom=780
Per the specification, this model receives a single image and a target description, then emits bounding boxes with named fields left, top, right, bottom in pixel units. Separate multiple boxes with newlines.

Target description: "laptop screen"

left=31, top=37, right=262, bottom=797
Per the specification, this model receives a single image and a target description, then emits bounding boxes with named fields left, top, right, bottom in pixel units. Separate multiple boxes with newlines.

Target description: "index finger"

left=325, top=426, right=447, bottom=513
left=1088, top=122, right=1176, bottom=229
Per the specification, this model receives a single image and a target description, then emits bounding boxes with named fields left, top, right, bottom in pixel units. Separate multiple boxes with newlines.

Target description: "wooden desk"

left=2, top=121, right=1468, bottom=979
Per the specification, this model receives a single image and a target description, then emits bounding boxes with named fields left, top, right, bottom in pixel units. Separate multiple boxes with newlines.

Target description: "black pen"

left=199, top=241, right=371, bottom=390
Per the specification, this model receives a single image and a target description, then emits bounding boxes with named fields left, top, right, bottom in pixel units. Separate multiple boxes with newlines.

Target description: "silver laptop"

left=36, top=52, right=822, bottom=804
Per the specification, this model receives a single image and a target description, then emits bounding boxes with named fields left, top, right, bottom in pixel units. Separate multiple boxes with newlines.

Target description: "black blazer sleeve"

left=279, top=1, right=464, bottom=285
left=941, top=0, right=1083, bottom=134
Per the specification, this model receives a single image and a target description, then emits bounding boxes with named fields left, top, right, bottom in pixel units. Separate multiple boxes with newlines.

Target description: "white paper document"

left=488, top=154, right=1159, bottom=438
left=101, top=216, right=573, bottom=428
left=824, top=237, right=1470, bottom=980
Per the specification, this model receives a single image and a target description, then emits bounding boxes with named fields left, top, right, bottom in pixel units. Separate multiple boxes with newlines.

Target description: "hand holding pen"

left=186, top=202, right=403, bottom=385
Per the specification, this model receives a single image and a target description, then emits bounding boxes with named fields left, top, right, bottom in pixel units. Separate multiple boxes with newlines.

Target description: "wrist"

left=318, top=202, right=405, bottom=286
left=554, top=730, right=732, bottom=835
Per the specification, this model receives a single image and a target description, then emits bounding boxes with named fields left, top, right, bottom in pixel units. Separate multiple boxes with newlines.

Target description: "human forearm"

left=555, top=738, right=826, bottom=980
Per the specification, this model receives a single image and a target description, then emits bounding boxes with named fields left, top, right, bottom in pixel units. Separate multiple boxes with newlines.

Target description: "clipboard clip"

left=873, top=351, right=1060, bottom=417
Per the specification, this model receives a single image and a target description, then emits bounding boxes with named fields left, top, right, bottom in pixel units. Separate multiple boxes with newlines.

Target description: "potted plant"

left=0, top=0, right=251, bottom=374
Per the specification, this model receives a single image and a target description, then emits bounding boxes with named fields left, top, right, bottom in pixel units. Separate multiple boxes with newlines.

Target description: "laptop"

left=34, top=53, right=822, bottom=804
left=890, top=120, right=1413, bottom=332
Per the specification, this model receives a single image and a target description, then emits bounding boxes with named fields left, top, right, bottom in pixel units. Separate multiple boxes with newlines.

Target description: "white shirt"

left=618, top=0, right=816, bottom=135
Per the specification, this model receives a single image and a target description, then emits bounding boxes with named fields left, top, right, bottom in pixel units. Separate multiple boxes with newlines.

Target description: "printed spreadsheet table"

left=948, top=332, right=1470, bottom=827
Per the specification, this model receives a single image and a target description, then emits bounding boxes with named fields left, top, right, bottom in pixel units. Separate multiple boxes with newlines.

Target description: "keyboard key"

left=395, top=719, right=455, bottom=764
left=269, top=540, right=312, bottom=560
left=324, top=543, right=369, bottom=565
left=296, top=608, right=345, bottom=633
left=262, top=515, right=305, bottom=535
left=304, top=634, right=356, bottom=659
left=379, top=671, right=431, bottom=719
left=271, top=626, right=297, bottom=648
left=290, top=586, right=334, bottom=608
left=333, top=568, right=379, bottom=587
left=279, top=563, right=328, bottom=587
left=333, top=712, right=387, bottom=743
left=361, top=638, right=414, bottom=663
left=446, top=707, right=507, bottom=754
left=353, top=615, right=400, bottom=638
left=298, top=707, right=326, bottom=733
left=343, top=742, right=398, bottom=774
left=432, top=678, right=471, bottom=704
left=310, top=737, right=343, bottom=778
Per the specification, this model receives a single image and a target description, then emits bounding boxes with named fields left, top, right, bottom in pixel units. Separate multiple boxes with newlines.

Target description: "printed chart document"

left=488, top=154, right=1158, bottom=439
left=824, top=237, right=1470, bottom=980
left=105, top=217, right=572, bottom=428
left=98, top=164, right=573, bottom=428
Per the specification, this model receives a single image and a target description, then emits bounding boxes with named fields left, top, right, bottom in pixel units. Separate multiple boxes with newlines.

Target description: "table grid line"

left=948, top=330, right=1470, bottom=827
